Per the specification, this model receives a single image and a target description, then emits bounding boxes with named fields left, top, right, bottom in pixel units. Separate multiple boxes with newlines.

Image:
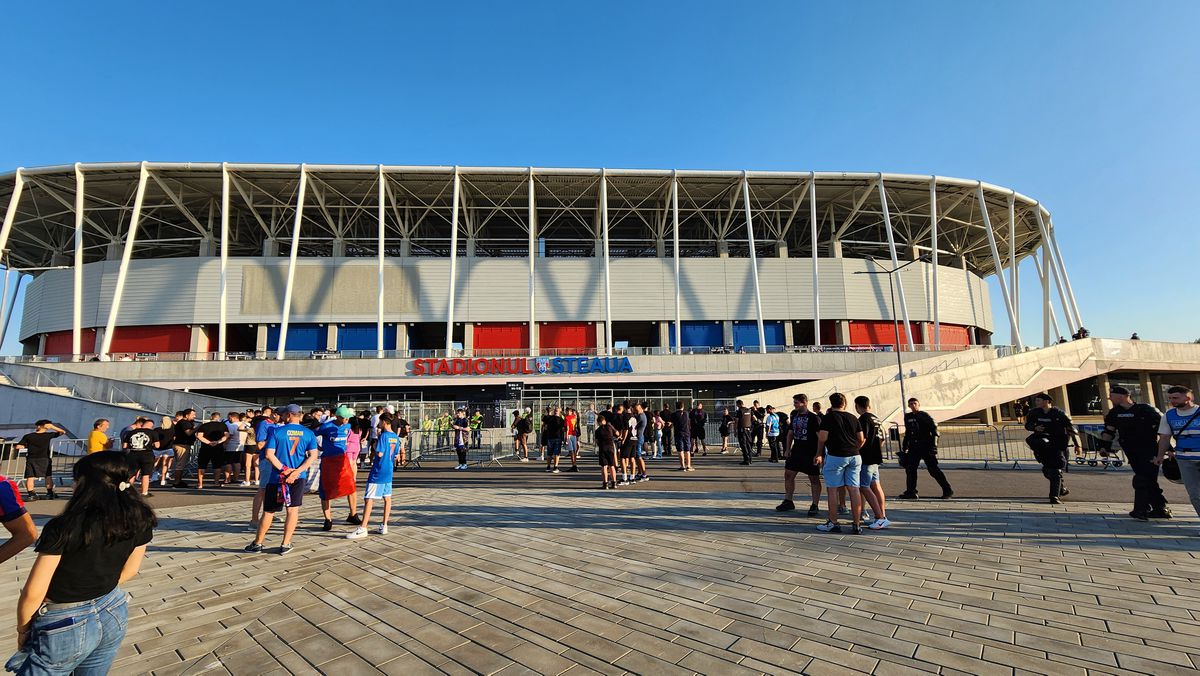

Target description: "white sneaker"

left=519, top=457, right=529, bottom=462
left=346, top=527, right=369, bottom=539
left=378, top=525, right=388, bottom=535
left=552, top=468, right=560, bottom=474
left=869, top=518, right=890, bottom=530
left=239, top=481, right=251, bottom=487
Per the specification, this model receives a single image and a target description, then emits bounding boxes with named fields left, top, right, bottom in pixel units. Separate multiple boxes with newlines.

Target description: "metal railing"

left=2, top=342, right=995, bottom=365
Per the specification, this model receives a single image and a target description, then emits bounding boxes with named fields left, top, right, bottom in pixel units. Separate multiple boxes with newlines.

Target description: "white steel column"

left=671, top=173, right=682, bottom=354
left=99, top=162, right=150, bottom=358
left=0, top=273, right=22, bottom=348
left=877, top=179, right=913, bottom=349
left=218, top=164, right=230, bottom=357
left=600, top=171, right=612, bottom=355
left=741, top=174, right=767, bottom=353
left=276, top=165, right=309, bottom=360
left=976, top=184, right=1023, bottom=349
left=1046, top=220, right=1083, bottom=329
left=376, top=166, right=386, bottom=358
left=528, top=169, right=537, bottom=355
left=0, top=168, right=24, bottom=268
left=1006, top=192, right=1019, bottom=344
left=1034, top=251, right=1061, bottom=345
left=72, top=165, right=85, bottom=357
left=444, top=168, right=461, bottom=352
left=929, top=178, right=940, bottom=349
left=810, top=175, right=820, bottom=346
left=1033, top=208, right=1077, bottom=336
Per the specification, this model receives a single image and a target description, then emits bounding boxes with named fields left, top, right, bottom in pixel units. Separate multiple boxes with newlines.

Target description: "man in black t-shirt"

left=171, top=409, right=198, bottom=488
left=815, top=393, right=865, bottom=534
left=778, top=394, right=823, bottom=517
left=595, top=415, right=618, bottom=489
left=734, top=400, right=755, bottom=465
left=125, top=418, right=158, bottom=497
left=899, top=398, right=954, bottom=500
left=854, top=396, right=890, bottom=530
left=16, top=420, right=65, bottom=501
left=195, top=412, right=230, bottom=490
left=751, top=401, right=766, bottom=457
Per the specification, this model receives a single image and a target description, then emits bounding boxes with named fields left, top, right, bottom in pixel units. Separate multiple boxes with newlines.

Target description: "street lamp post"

left=855, top=255, right=929, bottom=418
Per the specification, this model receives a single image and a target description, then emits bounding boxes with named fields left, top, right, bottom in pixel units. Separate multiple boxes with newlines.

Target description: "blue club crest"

left=535, top=358, right=550, bottom=374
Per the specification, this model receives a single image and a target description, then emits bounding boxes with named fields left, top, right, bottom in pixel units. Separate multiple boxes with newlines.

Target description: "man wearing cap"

left=1025, top=392, right=1081, bottom=504
left=1100, top=386, right=1170, bottom=521
left=246, top=404, right=318, bottom=555
left=316, top=406, right=363, bottom=531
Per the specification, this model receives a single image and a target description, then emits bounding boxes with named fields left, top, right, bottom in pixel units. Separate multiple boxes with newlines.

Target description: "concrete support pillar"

left=332, top=239, right=346, bottom=257
left=655, top=239, right=665, bottom=257
left=326, top=324, right=338, bottom=351
left=783, top=321, right=795, bottom=347
left=397, top=324, right=409, bottom=354
left=777, top=241, right=788, bottom=258
left=188, top=325, right=209, bottom=353
left=979, top=407, right=995, bottom=425
left=717, top=241, right=730, bottom=258
left=1140, top=371, right=1156, bottom=408
left=255, top=325, right=268, bottom=353
left=463, top=322, right=474, bottom=356
left=1097, top=373, right=1112, bottom=414
left=994, top=405, right=1004, bottom=423
left=658, top=321, right=670, bottom=350
left=594, top=322, right=605, bottom=354
left=37, top=333, right=47, bottom=356
left=106, top=241, right=121, bottom=259
left=831, top=240, right=843, bottom=258
left=262, top=239, right=279, bottom=257
left=198, top=238, right=215, bottom=257
left=1054, top=384, right=1071, bottom=415
left=93, top=327, right=106, bottom=353
left=466, top=238, right=476, bottom=258
left=400, top=239, right=411, bottom=257
left=722, top=321, right=734, bottom=348
left=50, top=252, right=68, bottom=266
left=835, top=320, right=850, bottom=345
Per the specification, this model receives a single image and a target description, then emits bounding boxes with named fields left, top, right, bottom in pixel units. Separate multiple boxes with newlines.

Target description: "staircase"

left=748, top=338, right=1200, bottom=425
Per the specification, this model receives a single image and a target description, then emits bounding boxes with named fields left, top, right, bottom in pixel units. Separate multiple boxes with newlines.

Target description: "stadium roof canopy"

left=0, top=163, right=1055, bottom=276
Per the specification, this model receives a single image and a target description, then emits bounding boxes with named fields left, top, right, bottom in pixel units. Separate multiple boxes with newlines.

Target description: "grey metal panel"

left=18, top=256, right=994, bottom=336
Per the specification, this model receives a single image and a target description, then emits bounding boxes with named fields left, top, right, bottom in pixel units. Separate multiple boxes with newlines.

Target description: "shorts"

left=785, top=443, right=821, bottom=476
left=24, top=456, right=51, bottom=479
left=674, top=436, right=691, bottom=454
left=364, top=482, right=392, bottom=499
left=858, top=463, right=880, bottom=488
left=127, top=451, right=155, bottom=475
left=546, top=438, right=562, bottom=457
left=565, top=436, right=578, bottom=453
left=692, top=427, right=706, bottom=442
left=515, top=432, right=528, bottom=445
left=225, top=451, right=243, bottom=466
left=597, top=447, right=616, bottom=467
left=822, top=454, right=862, bottom=488
left=172, top=443, right=193, bottom=466
left=619, top=439, right=638, bottom=459
left=197, top=444, right=225, bottom=470
left=262, top=481, right=305, bottom=512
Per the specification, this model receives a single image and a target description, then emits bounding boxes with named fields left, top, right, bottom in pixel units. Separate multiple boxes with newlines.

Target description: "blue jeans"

left=9, top=587, right=128, bottom=676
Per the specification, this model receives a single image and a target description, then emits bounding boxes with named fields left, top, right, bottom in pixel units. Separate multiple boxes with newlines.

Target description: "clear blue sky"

left=2, top=0, right=1198, bottom=353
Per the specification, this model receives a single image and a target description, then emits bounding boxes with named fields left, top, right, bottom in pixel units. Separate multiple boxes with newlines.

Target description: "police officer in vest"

left=1099, top=386, right=1170, bottom=520
left=898, top=398, right=954, bottom=500
left=1024, top=392, right=1080, bottom=504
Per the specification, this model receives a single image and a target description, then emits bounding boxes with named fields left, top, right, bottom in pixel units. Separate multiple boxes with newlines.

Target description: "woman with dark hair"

left=10, top=452, right=156, bottom=675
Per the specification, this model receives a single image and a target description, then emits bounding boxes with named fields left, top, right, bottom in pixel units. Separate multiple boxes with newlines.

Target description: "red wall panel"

left=937, top=323, right=972, bottom=347
left=473, top=323, right=529, bottom=352
left=43, top=329, right=97, bottom=356
left=108, top=325, right=192, bottom=353
left=848, top=320, right=923, bottom=347
left=539, top=322, right=596, bottom=351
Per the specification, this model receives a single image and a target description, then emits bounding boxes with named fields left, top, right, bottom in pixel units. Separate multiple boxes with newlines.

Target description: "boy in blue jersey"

left=245, top=404, right=318, bottom=555
left=316, top=406, right=362, bottom=531
left=348, top=417, right=403, bottom=539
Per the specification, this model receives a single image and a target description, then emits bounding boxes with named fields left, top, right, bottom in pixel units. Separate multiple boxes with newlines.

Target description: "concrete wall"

left=0, top=385, right=159, bottom=438
left=20, top=256, right=993, bottom=340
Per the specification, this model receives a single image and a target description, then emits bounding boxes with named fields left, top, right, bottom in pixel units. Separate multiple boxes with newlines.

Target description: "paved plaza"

left=4, top=466, right=1199, bottom=676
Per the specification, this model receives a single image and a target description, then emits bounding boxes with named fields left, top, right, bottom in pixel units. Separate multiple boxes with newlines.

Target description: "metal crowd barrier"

left=401, top=428, right=515, bottom=468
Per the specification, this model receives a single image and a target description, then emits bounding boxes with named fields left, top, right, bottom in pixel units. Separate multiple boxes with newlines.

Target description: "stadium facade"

left=0, top=163, right=1084, bottom=402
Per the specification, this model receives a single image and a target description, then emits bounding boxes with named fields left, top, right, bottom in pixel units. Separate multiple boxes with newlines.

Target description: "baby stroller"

left=1075, top=427, right=1124, bottom=468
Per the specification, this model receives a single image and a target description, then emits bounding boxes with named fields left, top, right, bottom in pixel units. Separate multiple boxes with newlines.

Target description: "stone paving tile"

left=2, top=487, right=1199, bottom=675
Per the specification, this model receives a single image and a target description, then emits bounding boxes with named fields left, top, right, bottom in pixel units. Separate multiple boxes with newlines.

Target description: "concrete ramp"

left=748, top=338, right=1200, bottom=424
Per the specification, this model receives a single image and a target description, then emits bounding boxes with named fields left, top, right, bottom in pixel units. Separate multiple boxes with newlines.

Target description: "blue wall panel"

left=337, top=324, right=397, bottom=351
left=667, top=321, right=723, bottom=348
left=266, top=324, right=327, bottom=352
left=732, top=321, right=784, bottom=350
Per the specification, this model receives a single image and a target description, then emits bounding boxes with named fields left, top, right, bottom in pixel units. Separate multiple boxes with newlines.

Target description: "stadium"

left=0, top=163, right=1083, bottom=406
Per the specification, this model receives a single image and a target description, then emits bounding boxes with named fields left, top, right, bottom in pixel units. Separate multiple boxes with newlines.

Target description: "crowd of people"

left=2, top=383, right=1199, bottom=672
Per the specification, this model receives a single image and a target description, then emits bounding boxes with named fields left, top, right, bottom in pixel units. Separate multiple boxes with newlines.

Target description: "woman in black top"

left=719, top=407, right=732, bottom=454
left=13, top=452, right=156, bottom=675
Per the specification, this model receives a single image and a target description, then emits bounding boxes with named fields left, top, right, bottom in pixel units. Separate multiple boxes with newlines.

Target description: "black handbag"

left=1162, top=457, right=1182, bottom=483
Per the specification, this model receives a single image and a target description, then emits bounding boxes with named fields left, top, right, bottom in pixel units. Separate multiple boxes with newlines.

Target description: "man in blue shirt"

left=245, top=404, right=318, bottom=555
left=1157, top=385, right=1200, bottom=525
left=348, top=416, right=403, bottom=539
left=247, top=408, right=277, bottom=530
left=316, top=406, right=362, bottom=531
